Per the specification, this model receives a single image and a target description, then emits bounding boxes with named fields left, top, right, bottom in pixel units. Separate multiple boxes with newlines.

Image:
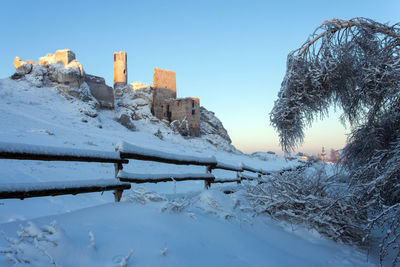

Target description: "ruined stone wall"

left=153, top=88, right=177, bottom=120
left=170, top=97, right=200, bottom=137
left=153, top=68, right=176, bottom=92
left=152, top=68, right=177, bottom=120
left=151, top=68, right=200, bottom=137
left=113, top=51, right=127, bottom=88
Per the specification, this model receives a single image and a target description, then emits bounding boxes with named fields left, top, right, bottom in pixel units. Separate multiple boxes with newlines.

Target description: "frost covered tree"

left=270, top=18, right=400, bottom=266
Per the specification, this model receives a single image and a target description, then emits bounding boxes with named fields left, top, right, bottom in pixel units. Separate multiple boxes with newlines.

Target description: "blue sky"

left=1, top=0, right=399, bottom=154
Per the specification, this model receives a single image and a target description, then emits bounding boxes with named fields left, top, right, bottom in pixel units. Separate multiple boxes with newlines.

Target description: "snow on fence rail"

left=116, top=141, right=217, bottom=166
left=116, top=141, right=271, bottom=174
left=118, top=171, right=215, bottom=184
left=240, top=163, right=271, bottom=176
left=0, top=141, right=277, bottom=198
left=115, top=141, right=275, bottom=187
left=0, top=179, right=131, bottom=200
left=0, top=142, right=132, bottom=201
left=0, top=142, right=128, bottom=164
left=213, top=161, right=243, bottom=172
left=213, top=177, right=241, bottom=183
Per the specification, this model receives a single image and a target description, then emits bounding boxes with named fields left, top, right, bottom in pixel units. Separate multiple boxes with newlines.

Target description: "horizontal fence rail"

left=213, top=177, right=241, bottom=183
left=118, top=171, right=215, bottom=184
left=0, top=179, right=131, bottom=200
left=0, top=141, right=296, bottom=201
left=212, top=161, right=243, bottom=172
left=240, top=163, right=271, bottom=176
left=0, top=142, right=128, bottom=164
left=116, top=141, right=281, bottom=188
left=0, top=142, right=132, bottom=201
left=117, top=141, right=217, bottom=167
left=117, top=141, right=274, bottom=175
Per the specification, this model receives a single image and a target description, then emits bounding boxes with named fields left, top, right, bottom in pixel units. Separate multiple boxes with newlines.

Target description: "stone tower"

left=113, top=51, right=127, bottom=88
left=151, top=68, right=201, bottom=137
left=152, top=68, right=177, bottom=119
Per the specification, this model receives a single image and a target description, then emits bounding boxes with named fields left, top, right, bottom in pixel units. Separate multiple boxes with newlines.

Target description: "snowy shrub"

left=0, top=221, right=59, bottom=266
left=170, top=118, right=189, bottom=136
left=124, top=187, right=166, bottom=204
left=365, top=204, right=400, bottom=266
left=161, top=198, right=190, bottom=213
left=113, top=249, right=134, bottom=267
left=247, top=166, right=365, bottom=245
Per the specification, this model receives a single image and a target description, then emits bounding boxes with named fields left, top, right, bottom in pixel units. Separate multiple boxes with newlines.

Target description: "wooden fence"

left=0, top=142, right=131, bottom=201
left=0, top=141, right=278, bottom=201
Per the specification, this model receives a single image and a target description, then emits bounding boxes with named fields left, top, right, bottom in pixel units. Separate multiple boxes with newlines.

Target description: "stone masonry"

left=110, top=53, right=201, bottom=137
left=153, top=68, right=176, bottom=92
left=152, top=68, right=177, bottom=120
left=151, top=68, right=200, bottom=137
left=113, top=51, right=127, bottom=88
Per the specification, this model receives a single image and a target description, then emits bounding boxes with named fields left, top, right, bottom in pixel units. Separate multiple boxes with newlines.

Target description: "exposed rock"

left=24, top=65, right=48, bottom=87
left=14, top=49, right=85, bottom=91
left=117, top=113, right=136, bottom=131
left=115, top=83, right=156, bottom=121
left=13, top=57, right=33, bottom=74
left=200, top=106, right=241, bottom=154
left=54, top=49, right=76, bottom=65
left=130, top=82, right=153, bottom=104
left=38, top=53, right=55, bottom=65
left=11, top=72, right=24, bottom=80
left=154, top=129, right=164, bottom=140
left=48, top=61, right=84, bottom=88
left=114, top=83, right=132, bottom=99
left=80, top=107, right=98, bottom=118
left=200, top=106, right=231, bottom=143
left=38, top=49, right=76, bottom=66
left=85, top=74, right=114, bottom=109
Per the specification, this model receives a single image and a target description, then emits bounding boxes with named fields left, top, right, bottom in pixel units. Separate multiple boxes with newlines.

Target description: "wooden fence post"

left=257, top=172, right=262, bottom=184
left=205, top=165, right=212, bottom=189
left=113, top=162, right=124, bottom=202
left=236, top=171, right=242, bottom=184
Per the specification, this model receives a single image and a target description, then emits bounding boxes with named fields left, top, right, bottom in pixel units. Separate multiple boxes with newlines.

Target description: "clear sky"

left=1, top=0, right=399, bottom=155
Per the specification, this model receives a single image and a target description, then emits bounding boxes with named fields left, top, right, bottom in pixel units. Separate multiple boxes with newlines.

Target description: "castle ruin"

left=113, top=54, right=200, bottom=137
left=12, top=49, right=201, bottom=137
left=152, top=68, right=200, bottom=136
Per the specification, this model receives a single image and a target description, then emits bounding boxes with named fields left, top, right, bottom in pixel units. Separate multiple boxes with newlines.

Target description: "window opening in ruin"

left=192, top=110, right=195, bottom=115
left=167, top=104, right=172, bottom=121
left=192, top=100, right=195, bottom=108
left=123, top=69, right=126, bottom=74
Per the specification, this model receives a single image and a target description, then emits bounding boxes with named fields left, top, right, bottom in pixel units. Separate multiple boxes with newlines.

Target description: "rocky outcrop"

left=38, top=49, right=85, bottom=89
left=38, top=49, right=78, bottom=67
left=11, top=49, right=115, bottom=109
left=48, top=62, right=84, bottom=89
left=85, top=74, right=114, bottom=109
left=200, top=107, right=231, bottom=143
left=116, top=113, right=136, bottom=131
left=115, top=82, right=155, bottom=121
left=200, top=107, right=241, bottom=154
left=13, top=57, right=33, bottom=74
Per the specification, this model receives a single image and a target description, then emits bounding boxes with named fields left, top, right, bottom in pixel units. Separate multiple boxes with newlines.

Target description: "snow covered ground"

left=0, top=77, right=376, bottom=266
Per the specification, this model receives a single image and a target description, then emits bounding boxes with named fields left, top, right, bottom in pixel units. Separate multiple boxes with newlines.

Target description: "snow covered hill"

left=0, top=77, right=376, bottom=266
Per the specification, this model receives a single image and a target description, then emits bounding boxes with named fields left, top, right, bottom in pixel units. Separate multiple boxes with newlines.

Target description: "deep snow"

left=0, top=77, right=376, bottom=266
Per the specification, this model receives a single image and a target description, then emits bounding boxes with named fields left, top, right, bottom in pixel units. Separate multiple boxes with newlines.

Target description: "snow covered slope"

left=0, top=77, right=375, bottom=266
